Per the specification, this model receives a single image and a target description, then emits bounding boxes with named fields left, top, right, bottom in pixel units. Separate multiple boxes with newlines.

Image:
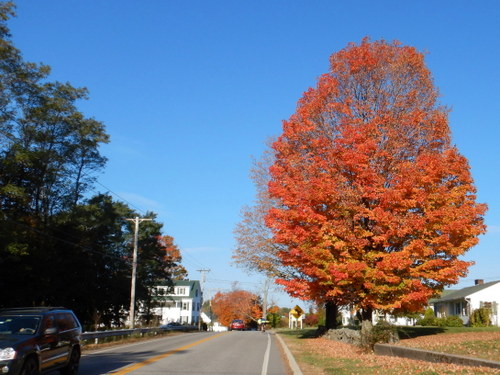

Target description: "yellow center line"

left=111, top=332, right=227, bottom=375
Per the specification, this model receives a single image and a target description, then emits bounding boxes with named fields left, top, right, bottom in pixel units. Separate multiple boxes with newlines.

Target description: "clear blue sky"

left=9, top=0, right=500, bottom=307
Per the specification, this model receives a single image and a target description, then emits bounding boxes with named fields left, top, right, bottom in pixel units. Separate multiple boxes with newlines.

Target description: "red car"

left=229, top=319, right=245, bottom=331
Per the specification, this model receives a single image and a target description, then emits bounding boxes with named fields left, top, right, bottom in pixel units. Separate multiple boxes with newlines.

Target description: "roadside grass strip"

left=112, top=332, right=227, bottom=374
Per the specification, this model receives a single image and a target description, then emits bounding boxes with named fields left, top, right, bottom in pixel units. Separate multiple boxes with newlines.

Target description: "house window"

left=183, top=302, right=189, bottom=311
left=176, top=301, right=182, bottom=308
left=177, top=287, right=186, bottom=295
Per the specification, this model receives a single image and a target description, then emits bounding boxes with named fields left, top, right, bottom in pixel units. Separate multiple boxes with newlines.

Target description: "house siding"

left=152, top=280, right=202, bottom=325
left=434, top=281, right=500, bottom=326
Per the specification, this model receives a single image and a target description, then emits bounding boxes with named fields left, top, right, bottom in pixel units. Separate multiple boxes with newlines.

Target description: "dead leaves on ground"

left=295, top=332, right=500, bottom=375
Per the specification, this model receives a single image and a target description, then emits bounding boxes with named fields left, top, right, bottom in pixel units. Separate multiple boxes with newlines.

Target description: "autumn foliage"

left=210, top=289, right=262, bottom=327
left=158, top=235, right=187, bottom=280
left=266, top=38, right=486, bottom=316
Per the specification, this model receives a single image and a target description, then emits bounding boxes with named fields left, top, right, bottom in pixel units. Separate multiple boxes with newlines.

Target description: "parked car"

left=228, top=319, right=245, bottom=331
left=0, top=307, right=82, bottom=375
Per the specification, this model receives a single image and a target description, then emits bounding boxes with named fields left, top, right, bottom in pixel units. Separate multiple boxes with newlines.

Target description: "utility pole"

left=126, top=216, right=152, bottom=329
left=197, top=268, right=210, bottom=330
left=197, top=268, right=210, bottom=293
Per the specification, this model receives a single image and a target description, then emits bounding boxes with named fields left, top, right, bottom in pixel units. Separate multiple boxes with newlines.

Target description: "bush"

left=417, top=308, right=464, bottom=327
left=360, top=320, right=399, bottom=351
left=416, top=308, right=437, bottom=326
left=436, top=316, right=463, bottom=327
left=470, top=308, right=491, bottom=327
left=304, top=313, right=319, bottom=327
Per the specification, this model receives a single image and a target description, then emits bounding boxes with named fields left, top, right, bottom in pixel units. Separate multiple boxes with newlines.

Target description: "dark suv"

left=0, top=307, right=82, bottom=375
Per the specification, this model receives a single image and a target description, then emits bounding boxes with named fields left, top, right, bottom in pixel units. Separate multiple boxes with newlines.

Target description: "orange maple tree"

left=210, top=289, right=262, bottom=327
left=158, top=235, right=187, bottom=280
left=266, top=38, right=487, bottom=321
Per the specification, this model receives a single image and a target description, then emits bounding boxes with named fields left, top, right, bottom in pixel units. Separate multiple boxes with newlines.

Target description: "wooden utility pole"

left=197, top=268, right=210, bottom=330
left=126, top=216, right=152, bottom=329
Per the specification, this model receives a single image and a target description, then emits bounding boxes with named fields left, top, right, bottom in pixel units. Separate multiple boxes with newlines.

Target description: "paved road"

left=79, top=330, right=290, bottom=375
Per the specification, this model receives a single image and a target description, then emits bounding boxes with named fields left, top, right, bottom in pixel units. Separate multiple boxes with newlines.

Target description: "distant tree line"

left=0, top=2, right=185, bottom=329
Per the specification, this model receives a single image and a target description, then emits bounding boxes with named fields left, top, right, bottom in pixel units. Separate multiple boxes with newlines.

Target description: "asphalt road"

left=79, top=330, right=291, bottom=375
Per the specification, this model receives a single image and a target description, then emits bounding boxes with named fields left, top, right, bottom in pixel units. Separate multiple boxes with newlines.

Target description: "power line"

left=90, top=178, right=149, bottom=215
left=89, top=178, right=212, bottom=272
left=206, top=278, right=261, bottom=286
left=181, top=248, right=210, bottom=270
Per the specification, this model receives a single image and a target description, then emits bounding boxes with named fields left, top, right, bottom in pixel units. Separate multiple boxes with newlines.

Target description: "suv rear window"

left=56, top=313, right=79, bottom=331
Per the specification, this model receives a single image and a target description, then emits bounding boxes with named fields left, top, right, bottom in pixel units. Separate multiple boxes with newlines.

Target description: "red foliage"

left=304, top=313, right=319, bottom=327
left=210, top=289, right=262, bottom=327
left=266, top=38, right=486, bottom=314
left=158, top=235, right=187, bottom=279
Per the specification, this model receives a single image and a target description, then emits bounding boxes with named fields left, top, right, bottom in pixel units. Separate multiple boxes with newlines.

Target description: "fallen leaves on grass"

left=298, top=336, right=499, bottom=375
left=398, top=332, right=500, bottom=362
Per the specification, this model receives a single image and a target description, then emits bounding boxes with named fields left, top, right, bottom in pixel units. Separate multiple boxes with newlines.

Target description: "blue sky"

left=9, top=0, right=500, bottom=307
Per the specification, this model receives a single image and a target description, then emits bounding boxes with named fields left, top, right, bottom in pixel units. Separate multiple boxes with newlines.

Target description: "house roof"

left=434, top=280, right=500, bottom=303
left=155, top=279, right=201, bottom=299
left=428, top=289, right=456, bottom=304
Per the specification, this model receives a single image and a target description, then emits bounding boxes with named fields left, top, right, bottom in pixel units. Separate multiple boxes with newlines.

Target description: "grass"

left=277, top=327, right=500, bottom=375
left=433, top=340, right=500, bottom=361
left=395, top=326, right=500, bottom=362
left=397, top=325, right=500, bottom=339
left=280, top=329, right=371, bottom=375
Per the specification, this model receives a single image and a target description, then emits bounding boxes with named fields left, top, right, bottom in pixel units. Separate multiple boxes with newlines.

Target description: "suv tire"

left=20, top=357, right=39, bottom=375
left=60, top=348, right=80, bottom=375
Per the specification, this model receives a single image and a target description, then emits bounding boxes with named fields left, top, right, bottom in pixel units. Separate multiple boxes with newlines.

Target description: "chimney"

left=474, top=279, right=484, bottom=285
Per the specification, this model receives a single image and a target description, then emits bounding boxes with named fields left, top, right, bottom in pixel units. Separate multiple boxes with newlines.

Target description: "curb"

left=274, top=333, right=304, bottom=375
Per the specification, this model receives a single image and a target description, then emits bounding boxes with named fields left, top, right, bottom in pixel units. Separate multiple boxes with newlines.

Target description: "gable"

left=435, top=281, right=500, bottom=303
left=153, top=279, right=201, bottom=299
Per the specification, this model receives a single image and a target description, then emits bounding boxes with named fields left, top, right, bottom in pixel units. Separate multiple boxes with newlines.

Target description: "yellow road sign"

left=291, top=305, right=304, bottom=319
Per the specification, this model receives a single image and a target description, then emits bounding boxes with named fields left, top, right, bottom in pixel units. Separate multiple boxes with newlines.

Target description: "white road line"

left=261, top=332, right=271, bottom=375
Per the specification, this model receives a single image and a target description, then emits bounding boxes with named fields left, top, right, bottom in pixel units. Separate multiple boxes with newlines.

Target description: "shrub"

left=416, top=307, right=437, bottom=326
left=444, top=315, right=464, bottom=327
left=470, top=308, right=491, bottom=327
left=434, top=315, right=463, bottom=327
left=304, top=313, right=319, bottom=327
left=360, top=320, right=399, bottom=351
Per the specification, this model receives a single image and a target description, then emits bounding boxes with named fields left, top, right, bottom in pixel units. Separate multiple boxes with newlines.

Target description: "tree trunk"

left=325, top=300, right=339, bottom=329
left=360, top=307, right=373, bottom=323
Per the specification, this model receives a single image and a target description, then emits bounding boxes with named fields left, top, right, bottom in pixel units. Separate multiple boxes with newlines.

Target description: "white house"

left=432, top=280, right=500, bottom=326
left=152, top=280, right=202, bottom=325
left=337, top=306, right=417, bottom=327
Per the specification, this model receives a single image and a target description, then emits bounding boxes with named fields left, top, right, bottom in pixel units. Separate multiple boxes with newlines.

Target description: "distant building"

left=432, top=279, right=500, bottom=326
left=152, top=280, right=202, bottom=325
